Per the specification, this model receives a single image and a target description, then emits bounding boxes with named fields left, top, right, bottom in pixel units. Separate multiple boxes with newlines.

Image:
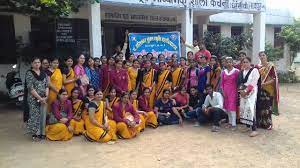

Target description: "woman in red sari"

left=256, top=51, right=279, bottom=130
left=111, top=60, right=129, bottom=96
left=101, top=57, right=115, bottom=97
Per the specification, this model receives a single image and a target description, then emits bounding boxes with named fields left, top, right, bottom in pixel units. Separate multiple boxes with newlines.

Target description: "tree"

left=0, top=0, right=98, bottom=17
left=279, top=19, right=300, bottom=64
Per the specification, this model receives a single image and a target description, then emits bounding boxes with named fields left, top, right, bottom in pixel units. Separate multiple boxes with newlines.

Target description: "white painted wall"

left=265, top=26, right=275, bottom=46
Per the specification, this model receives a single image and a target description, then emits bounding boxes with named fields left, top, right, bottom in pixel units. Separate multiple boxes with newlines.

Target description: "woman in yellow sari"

left=84, top=90, right=117, bottom=142
left=113, top=92, right=142, bottom=139
left=105, top=88, right=119, bottom=120
left=140, top=60, right=157, bottom=108
left=130, top=90, right=146, bottom=132
left=138, top=88, right=158, bottom=128
left=46, top=89, right=73, bottom=141
left=81, top=85, right=95, bottom=121
left=256, top=51, right=279, bottom=130
left=47, top=57, right=63, bottom=109
left=69, top=87, right=85, bottom=135
left=128, top=60, right=140, bottom=91
left=156, top=62, right=172, bottom=99
left=62, top=56, right=78, bottom=97
left=171, top=57, right=187, bottom=91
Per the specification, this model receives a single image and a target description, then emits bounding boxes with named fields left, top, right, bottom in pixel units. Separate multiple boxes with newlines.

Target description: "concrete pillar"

left=13, top=14, right=31, bottom=44
left=265, top=26, right=274, bottom=46
left=181, top=8, right=193, bottom=57
left=197, top=16, right=209, bottom=40
left=252, top=12, right=266, bottom=64
left=221, top=24, right=231, bottom=38
left=88, top=3, right=102, bottom=58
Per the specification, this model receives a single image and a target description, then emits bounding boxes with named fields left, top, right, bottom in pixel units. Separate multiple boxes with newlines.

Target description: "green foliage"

left=203, top=30, right=252, bottom=59
left=0, top=0, right=98, bottom=17
left=279, top=19, right=300, bottom=63
left=264, top=43, right=283, bottom=62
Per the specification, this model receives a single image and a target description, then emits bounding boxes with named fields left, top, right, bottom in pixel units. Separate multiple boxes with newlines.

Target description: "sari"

left=48, top=69, right=63, bottom=108
left=63, top=68, right=75, bottom=97
left=106, top=97, right=119, bottom=120
left=256, top=63, right=279, bottom=129
left=172, top=67, right=185, bottom=90
left=69, top=99, right=85, bottom=135
left=74, top=65, right=88, bottom=96
left=138, top=96, right=158, bottom=128
left=84, top=101, right=117, bottom=142
left=128, top=67, right=139, bottom=91
left=132, top=100, right=146, bottom=132
left=46, top=100, right=73, bottom=141
left=113, top=102, right=142, bottom=139
left=142, top=68, right=157, bottom=108
left=156, top=70, right=172, bottom=99
left=210, top=66, right=222, bottom=92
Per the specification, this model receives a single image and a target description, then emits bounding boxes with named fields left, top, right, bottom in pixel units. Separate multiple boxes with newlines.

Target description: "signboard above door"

left=100, top=0, right=266, bottom=13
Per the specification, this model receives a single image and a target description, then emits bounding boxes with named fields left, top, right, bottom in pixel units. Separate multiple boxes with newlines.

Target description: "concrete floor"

left=0, top=84, right=299, bottom=168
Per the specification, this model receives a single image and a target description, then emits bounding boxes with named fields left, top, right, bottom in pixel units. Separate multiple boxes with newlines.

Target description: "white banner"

left=100, top=0, right=266, bottom=12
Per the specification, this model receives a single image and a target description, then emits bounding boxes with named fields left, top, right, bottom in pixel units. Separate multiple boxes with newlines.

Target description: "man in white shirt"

left=199, top=84, right=226, bottom=132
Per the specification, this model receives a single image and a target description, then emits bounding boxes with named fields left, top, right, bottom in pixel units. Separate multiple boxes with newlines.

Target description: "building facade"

left=0, top=0, right=294, bottom=92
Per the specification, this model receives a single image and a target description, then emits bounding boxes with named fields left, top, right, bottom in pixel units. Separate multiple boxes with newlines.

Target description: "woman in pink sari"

left=74, top=54, right=88, bottom=96
left=221, top=57, right=239, bottom=130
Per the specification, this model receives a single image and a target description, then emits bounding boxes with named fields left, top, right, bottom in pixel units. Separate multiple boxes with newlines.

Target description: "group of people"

left=24, top=36, right=279, bottom=142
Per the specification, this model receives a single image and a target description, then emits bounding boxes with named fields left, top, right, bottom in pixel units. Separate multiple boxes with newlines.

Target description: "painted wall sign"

left=103, top=12, right=177, bottom=24
left=100, top=0, right=266, bottom=12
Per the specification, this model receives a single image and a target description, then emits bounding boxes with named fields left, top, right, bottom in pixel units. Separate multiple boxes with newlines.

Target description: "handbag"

left=80, top=74, right=89, bottom=86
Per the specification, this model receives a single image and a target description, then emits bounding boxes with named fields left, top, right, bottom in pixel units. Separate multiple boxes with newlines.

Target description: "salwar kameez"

left=238, top=68, right=260, bottom=128
left=25, top=70, right=48, bottom=136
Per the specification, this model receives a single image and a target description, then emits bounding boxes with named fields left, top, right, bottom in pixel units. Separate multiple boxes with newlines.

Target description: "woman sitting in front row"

left=84, top=90, right=117, bottom=142
left=69, top=87, right=85, bottom=135
left=113, top=92, right=143, bottom=139
left=46, top=89, right=73, bottom=141
left=154, top=89, right=183, bottom=126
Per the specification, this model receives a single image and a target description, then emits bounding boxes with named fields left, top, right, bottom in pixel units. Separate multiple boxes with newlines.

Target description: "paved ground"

left=0, top=84, right=299, bottom=168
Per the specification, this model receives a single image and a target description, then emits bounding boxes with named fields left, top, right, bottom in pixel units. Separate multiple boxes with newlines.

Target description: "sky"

left=267, top=0, right=300, bottom=18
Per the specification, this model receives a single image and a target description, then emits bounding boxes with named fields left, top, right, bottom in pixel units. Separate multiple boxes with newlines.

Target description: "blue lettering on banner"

left=129, top=32, right=181, bottom=59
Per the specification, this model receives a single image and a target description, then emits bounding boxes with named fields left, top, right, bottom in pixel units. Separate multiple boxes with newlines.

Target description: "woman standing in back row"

left=256, top=51, right=279, bottom=130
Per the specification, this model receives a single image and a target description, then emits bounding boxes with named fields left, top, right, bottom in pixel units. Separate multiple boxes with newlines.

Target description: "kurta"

left=25, top=70, right=48, bottom=136
left=221, top=68, right=240, bottom=111
left=111, top=68, right=129, bottom=95
left=101, top=65, right=114, bottom=96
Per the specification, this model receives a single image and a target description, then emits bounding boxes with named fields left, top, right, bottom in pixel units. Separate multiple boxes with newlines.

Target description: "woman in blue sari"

left=85, top=57, right=101, bottom=90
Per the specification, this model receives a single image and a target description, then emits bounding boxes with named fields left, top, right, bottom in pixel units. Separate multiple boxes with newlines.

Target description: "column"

left=252, top=12, right=266, bottom=64
left=89, top=2, right=102, bottom=58
left=181, top=8, right=193, bottom=57
left=197, top=16, right=209, bottom=40
left=221, top=24, right=231, bottom=38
